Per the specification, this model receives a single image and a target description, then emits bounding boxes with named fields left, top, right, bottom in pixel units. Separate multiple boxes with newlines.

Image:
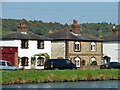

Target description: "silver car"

left=0, top=60, right=19, bottom=71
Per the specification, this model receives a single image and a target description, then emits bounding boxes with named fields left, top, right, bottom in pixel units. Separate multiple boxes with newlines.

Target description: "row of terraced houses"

left=0, top=20, right=119, bottom=69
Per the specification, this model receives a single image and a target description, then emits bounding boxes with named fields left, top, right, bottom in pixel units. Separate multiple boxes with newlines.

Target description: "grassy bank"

left=1, top=69, right=120, bottom=85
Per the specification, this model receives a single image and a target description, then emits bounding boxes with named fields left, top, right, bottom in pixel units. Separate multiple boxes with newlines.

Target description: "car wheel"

left=54, top=68, right=59, bottom=70
left=72, top=68, right=76, bottom=70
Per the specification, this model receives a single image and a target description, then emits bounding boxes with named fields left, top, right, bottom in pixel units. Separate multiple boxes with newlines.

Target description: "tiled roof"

left=2, top=32, right=52, bottom=40
left=45, top=29, right=101, bottom=41
left=100, top=34, right=120, bottom=41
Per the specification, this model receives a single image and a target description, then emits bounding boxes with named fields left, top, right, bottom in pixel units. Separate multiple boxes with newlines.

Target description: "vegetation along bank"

left=1, top=69, right=120, bottom=85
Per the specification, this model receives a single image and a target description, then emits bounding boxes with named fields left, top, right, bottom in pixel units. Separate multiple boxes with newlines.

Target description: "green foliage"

left=18, top=56, right=20, bottom=65
left=1, top=69, right=119, bottom=85
left=34, top=53, right=50, bottom=60
left=2, top=19, right=118, bottom=37
left=90, top=61, right=97, bottom=65
left=31, top=56, right=36, bottom=65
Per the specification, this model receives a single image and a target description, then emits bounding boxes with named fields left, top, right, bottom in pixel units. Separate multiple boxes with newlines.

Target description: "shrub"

left=90, top=61, right=97, bottom=65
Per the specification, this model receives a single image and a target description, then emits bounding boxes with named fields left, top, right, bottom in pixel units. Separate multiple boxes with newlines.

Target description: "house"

left=100, top=25, right=120, bottom=63
left=0, top=23, right=51, bottom=69
left=45, top=20, right=103, bottom=68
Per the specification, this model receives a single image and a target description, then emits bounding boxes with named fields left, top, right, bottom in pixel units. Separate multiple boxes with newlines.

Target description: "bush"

left=90, top=61, right=97, bottom=65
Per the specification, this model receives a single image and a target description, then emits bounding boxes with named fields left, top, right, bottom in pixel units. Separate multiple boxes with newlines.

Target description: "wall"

left=51, top=41, right=66, bottom=59
left=0, top=47, right=18, bottom=66
left=68, top=41, right=102, bottom=66
left=0, top=40, right=51, bottom=69
left=103, top=42, right=120, bottom=62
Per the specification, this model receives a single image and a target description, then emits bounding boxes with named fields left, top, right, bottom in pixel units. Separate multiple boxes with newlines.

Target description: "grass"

left=1, top=69, right=120, bottom=85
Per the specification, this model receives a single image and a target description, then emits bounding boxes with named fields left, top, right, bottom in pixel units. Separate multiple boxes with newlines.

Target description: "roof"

left=100, top=34, right=120, bottom=42
left=45, top=29, right=101, bottom=41
left=2, top=32, right=52, bottom=40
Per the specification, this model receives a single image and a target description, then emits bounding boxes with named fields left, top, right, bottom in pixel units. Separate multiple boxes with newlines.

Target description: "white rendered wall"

left=0, top=40, right=51, bottom=69
left=103, top=42, right=120, bottom=62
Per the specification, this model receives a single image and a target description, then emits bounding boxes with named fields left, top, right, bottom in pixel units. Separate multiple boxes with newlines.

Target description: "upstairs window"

left=21, top=57, right=28, bottom=66
left=75, top=41, right=80, bottom=52
left=37, top=40, right=44, bottom=49
left=91, top=42, right=96, bottom=51
left=21, top=40, right=28, bottom=49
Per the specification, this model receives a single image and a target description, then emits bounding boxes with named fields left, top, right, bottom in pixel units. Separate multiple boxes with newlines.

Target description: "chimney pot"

left=99, top=35, right=102, bottom=38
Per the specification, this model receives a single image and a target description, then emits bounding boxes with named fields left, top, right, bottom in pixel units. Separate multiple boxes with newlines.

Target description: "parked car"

left=100, top=62, right=120, bottom=69
left=44, top=59, right=77, bottom=70
left=0, top=60, right=19, bottom=71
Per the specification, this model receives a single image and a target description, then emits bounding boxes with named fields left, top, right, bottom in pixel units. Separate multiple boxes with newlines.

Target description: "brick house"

left=0, top=23, right=51, bottom=69
left=45, top=20, right=103, bottom=68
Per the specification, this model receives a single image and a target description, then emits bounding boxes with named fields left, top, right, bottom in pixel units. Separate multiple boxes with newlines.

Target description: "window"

left=75, top=41, right=80, bottom=51
left=37, top=58, right=44, bottom=66
left=38, top=41, right=44, bottom=49
left=65, top=60, right=71, bottom=64
left=90, top=57, right=96, bottom=63
left=0, top=62, right=5, bottom=66
left=75, top=57, right=80, bottom=67
left=21, top=40, right=28, bottom=49
left=7, top=62, right=13, bottom=66
left=21, top=57, right=28, bottom=66
left=91, top=42, right=96, bottom=51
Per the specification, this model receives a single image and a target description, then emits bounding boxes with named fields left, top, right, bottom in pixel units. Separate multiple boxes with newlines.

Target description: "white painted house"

left=0, top=23, right=51, bottom=69
left=101, top=26, right=120, bottom=63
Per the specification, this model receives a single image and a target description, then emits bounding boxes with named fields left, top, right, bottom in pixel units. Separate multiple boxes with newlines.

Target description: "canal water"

left=2, top=80, right=119, bottom=88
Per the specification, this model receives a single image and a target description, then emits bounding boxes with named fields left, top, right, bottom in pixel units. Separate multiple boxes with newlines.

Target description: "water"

left=2, top=80, right=119, bottom=88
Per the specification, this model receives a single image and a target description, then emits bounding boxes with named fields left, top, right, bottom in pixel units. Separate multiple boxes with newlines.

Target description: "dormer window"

left=91, top=42, right=96, bottom=51
left=75, top=41, right=80, bottom=52
left=37, top=40, right=44, bottom=49
left=21, top=40, right=28, bottom=49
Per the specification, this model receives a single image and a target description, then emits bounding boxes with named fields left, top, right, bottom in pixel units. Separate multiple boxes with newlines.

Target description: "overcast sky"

left=1, top=1, right=119, bottom=25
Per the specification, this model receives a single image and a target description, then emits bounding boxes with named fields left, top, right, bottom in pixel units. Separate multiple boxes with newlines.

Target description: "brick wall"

left=68, top=41, right=103, bottom=65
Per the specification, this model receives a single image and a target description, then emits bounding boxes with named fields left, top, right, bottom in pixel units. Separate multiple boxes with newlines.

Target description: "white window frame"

left=91, top=42, right=96, bottom=51
left=75, top=57, right=80, bottom=67
left=75, top=41, right=80, bottom=51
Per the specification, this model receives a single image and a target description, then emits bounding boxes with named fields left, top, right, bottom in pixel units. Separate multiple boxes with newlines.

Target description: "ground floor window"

left=37, top=58, right=44, bottom=66
left=75, top=57, right=80, bottom=67
left=21, top=57, right=28, bottom=66
left=90, top=57, right=97, bottom=65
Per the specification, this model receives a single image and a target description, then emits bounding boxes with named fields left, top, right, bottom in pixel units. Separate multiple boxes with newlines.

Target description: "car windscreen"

left=0, top=62, right=6, bottom=66
left=7, top=62, right=13, bottom=66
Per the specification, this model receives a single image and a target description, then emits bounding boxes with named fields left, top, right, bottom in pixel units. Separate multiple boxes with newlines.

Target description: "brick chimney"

left=112, top=25, right=118, bottom=35
left=49, top=30, right=54, bottom=34
left=71, top=20, right=80, bottom=34
left=99, top=35, right=102, bottom=38
left=17, top=23, right=27, bottom=33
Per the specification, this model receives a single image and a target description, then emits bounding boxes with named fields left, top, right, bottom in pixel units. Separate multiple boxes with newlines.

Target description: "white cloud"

left=1, top=0, right=120, bottom=2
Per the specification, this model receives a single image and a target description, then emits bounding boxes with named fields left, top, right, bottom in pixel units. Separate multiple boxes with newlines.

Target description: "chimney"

left=112, top=25, right=118, bottom=35
left=71, top=20, right=80, bottom=34
left=99, top=35, right=102, bottom=38
left=49, top=30, right=54, bottom=34
left=17, top=23, right=27, bottom=33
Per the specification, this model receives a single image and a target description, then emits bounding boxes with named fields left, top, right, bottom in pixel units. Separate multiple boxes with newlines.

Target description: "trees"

left=2, top=19, right=116, bottom=37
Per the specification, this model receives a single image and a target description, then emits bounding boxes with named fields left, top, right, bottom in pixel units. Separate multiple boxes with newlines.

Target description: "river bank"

left=1, top=69, right=120, bottom=85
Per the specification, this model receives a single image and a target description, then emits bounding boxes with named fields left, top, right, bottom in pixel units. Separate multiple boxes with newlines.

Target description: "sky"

left=1, top=1, right=119, bottom=25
